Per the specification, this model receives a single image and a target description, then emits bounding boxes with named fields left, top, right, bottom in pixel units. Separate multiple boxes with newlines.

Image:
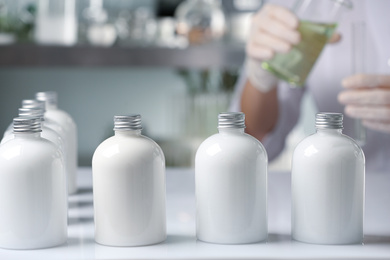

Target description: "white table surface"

left=0, top=167, right=389, bottom=260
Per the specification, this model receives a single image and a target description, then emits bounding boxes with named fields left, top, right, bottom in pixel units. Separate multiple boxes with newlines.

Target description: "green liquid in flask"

left=262, top=21, right=337, bottom=86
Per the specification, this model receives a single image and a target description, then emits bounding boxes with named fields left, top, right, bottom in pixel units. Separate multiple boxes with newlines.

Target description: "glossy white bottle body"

left=44, top=102, right=78, bottom=194
left=92, top=130, right=166, bottom=246
left=195, top=128, right=268, bottom=244
left=291, top=129, right=365, bottom=244
left=0, top=133, right=67, bottom=249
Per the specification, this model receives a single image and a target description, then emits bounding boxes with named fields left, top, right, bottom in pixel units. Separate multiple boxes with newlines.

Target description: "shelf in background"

left=0, top=44, right=245, bottom=69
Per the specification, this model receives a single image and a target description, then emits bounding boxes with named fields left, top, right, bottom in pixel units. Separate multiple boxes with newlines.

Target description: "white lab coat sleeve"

left=229, top=67, right=305, bottom=161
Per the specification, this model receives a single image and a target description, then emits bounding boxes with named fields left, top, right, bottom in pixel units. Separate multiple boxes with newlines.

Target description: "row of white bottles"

left=1, top=92, right=78, bottom=195
left=0, top=110, right=364, bottom=249
left=90, top=111, right=365, bottom=246
left=0, top=117, right=67, bottom=249
left=195, top=112, right=364, bottom=245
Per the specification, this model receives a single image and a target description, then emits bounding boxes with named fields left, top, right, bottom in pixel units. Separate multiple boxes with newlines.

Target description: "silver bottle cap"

left=22, top=99, right=46, bottom=111
left=13, top=117, right=42, bottom=133
left=36, top=91, right=58, bottom=105
left=218, top=112, right=246, bottom=129
left=316, top=113, right=343, bottom=129
left=18, top=107, right=44, bottom=119
left=114, top=114, right=142, bottom=131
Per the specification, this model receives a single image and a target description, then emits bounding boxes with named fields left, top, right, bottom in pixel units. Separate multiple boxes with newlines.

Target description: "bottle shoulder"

left=0, top=136, right=62, bottom=162
left=296, top=132, right=361, bottom=148
left=93, top=134, right=164, bottom=161
left=200, top=132, right=264, bottom=147
left=294, top=132, right=364, bottom=160
left=197, top=132, right=267, bottom=158
left=96, top=134, right=159, bottom=147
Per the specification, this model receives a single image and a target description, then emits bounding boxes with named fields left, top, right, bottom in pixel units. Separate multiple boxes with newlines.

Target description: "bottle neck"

left=14, top=132, right=41, bottom=139
left=114, top=130, right=142, bottom=136
left=218, top=127, right=245, bottom=134
left=316, top=128, right=343, bottom=135
left=45, top=102, right=58, bottom=110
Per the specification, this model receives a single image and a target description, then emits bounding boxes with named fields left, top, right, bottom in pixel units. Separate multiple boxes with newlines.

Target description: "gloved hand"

left=246, top=4, right=300, bottom=92
left=245, top=4, right=342, bottom=93
left=338, top=74, right=390, bottom=134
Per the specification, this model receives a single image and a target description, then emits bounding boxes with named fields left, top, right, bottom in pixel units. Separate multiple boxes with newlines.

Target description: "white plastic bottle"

left=195, top=112, right=268, bottom=244
left=291, top=113, right=365, bottom=245
left=0, top=117, right=67, bottom=249
left=36, top=92, right=78, bottom=194
left=92, top=115, right=166, bottom=246
left=1, top=108, right=64, bottom=156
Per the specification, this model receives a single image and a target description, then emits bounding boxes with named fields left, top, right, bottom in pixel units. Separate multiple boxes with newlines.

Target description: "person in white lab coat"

left=230, top=0, right=390, bottom=172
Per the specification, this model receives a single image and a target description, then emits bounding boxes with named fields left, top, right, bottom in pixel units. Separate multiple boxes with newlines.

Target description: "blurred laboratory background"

left=0, top=0, right=316, bottom=169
